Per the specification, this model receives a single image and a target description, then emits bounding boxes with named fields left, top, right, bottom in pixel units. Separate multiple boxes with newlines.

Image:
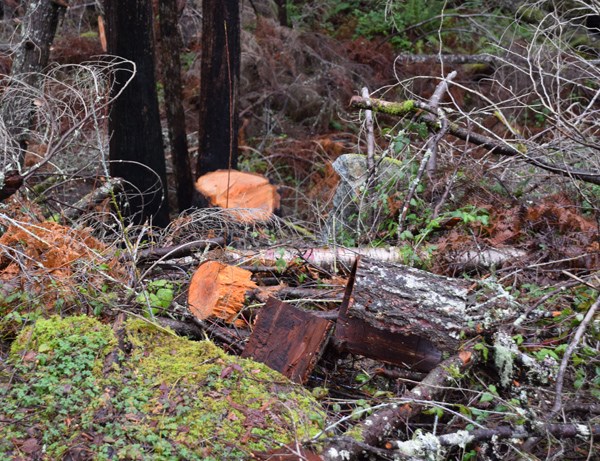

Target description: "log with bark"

left=332, top=258, right=479, bottom=372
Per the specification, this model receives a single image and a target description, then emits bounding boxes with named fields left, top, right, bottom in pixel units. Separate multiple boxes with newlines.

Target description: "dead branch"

left=323, top=350, right=477, bottom=460
left=350, top=96, right=600, bottom=186
left=397, top=71, right=456, bottom=240
left=551, top=295, right=600, bottom=414
left=360, top=87, right=375, bottom=181
left=325, top=423, right=600, bottom=460
left=136, top=238, right=225, bottom=263
left=62, top=177, right=124, bottom=221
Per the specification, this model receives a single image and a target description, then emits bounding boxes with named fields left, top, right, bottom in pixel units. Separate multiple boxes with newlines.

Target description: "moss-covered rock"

left=0, top=315, right=325, bottom=460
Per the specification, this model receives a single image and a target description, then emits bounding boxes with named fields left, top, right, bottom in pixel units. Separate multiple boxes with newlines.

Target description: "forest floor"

left=1, top=2, right=599, bottom=460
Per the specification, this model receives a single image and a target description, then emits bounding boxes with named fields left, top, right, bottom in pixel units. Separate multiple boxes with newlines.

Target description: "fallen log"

left=334, top=258, right=477, bottom=372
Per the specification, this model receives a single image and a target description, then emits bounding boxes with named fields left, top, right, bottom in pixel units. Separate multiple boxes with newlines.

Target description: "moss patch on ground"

left=0, top=316, right=325, bottom=460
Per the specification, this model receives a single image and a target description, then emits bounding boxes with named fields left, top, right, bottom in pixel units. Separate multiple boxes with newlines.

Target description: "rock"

left=325, top=153, right=405, bottom=242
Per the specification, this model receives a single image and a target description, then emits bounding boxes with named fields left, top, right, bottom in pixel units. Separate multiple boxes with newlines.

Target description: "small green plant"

left=136, top=279, right=175, bottom=317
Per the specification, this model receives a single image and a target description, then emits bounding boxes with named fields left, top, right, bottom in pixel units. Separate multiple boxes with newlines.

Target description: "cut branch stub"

left=195, top=170, right=280, bottom=223
left=188, top=260, right=257, bottom=326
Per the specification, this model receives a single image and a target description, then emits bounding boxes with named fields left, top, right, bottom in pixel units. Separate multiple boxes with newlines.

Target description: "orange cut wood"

left=188, top=260, right=257, bottom=326
left=195, top=170, right=280, bottom=223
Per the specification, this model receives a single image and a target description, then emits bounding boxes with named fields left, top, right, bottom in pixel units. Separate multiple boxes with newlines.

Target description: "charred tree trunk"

left=196, top=0, right=240, bottom=177
left=9, top=0, right=66, bottom=166
left=104, top=0, right=170, bottom=227
left=275, top=0, right=288, bottom=27
left=157, top=0, right=194, bottom=211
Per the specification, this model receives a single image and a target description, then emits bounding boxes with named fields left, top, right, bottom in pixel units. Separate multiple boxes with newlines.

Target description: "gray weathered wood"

left=335, top=258, right=475, bottom=371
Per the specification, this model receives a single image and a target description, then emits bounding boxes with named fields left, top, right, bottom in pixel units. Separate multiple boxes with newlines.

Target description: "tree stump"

left=195, top=170, right=280, bottom=223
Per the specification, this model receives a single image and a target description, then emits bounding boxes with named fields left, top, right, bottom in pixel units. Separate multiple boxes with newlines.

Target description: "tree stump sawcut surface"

left=335, top=258, right=474, bottom=372
left=195, top=170, right=280, bottom=223
left=188, top=260, right=257, bottom=326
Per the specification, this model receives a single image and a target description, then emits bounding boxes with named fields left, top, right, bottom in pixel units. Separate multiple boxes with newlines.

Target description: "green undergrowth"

left=0, top=316, right=325, bottom=460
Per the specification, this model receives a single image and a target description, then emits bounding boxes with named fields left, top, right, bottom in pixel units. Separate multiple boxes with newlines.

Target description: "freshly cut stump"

left=188, top=260, right=257, bottom=326
left=195, top=170, right=280, bottom=223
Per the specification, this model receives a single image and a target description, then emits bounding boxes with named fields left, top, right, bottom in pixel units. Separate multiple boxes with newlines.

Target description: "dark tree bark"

left=275, top=0, right=288, bottom=27
left=104, top=0, right=170, bottom=227
left=158, top=0, right=194, bottom=211
left=9, top=0, right=66, bottom=166
left=196, top=0, right=240, bottom=177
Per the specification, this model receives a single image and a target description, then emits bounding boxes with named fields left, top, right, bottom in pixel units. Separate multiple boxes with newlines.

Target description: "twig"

left=551, top=295, right=600, bottom=414
left=427, top=70, right=457, bottom=178
left=349, top=96, right=600, bottom=186
left=360, top=87, right=376, bottom=182
left=397, top=72, right=456, bottom=241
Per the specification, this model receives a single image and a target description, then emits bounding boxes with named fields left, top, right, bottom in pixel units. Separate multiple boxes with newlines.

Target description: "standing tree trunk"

left=12, top=0, right=65, bottom=81
left=196, top=0, right=240, bottom=177
left=275, top=0, right=288, bottom=27
left=8, top=0, right=66, bottom=166
left=104, top=0, right=170, bottom=227
left=157, top=0, right=194, bottom=212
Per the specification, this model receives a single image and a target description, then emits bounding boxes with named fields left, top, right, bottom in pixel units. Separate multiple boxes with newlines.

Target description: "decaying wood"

left=195, top=170, right=280, bottom=223
left=334, top=258, right=474, bottom=371
left=242, top=297, right=333, bottom=383
left=188, top=260, right=257, bottom=326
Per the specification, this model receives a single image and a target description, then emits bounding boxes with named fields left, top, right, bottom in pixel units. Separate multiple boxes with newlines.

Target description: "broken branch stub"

left=187, top=261, right=257, bottom=326
left=195, top=170, right=280, bottom=223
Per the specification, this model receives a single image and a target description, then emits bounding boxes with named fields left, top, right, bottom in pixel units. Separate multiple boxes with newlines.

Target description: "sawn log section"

left=334, top=258, right=473, bottom=372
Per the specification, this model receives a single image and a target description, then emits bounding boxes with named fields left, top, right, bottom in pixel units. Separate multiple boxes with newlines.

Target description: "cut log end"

left=188, top=260, right=257, bottom=326
left=195, top=170, right=280, bottom=223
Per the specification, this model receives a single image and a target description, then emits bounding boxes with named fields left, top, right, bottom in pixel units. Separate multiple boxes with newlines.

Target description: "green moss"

left=401, top=99, right=416, bottom=113
left=0, top=316, right=326, bottom=460
left=371, top=99, right=415, bottom=116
